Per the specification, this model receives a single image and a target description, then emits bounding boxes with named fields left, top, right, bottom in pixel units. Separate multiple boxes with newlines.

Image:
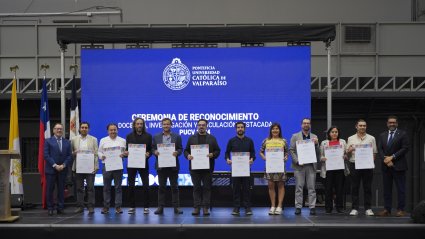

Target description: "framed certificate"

left=296, top=139, right=317, bottom=164
left=231, top=152, right=250, bottom=177
left=191, top=144, right=210, bottom=170
left=104, top=146, right=123, bottom=171
left=158, top=143, right=176, bottom=168
left=127, top=144, right=146, bottom=168
left=354, top=143, right=374, bottom=169
left=324, top=145, right=345, bottom=171
left=76, top=150, right=95, bottom=174
left=266, top=147, right=285, bottom=173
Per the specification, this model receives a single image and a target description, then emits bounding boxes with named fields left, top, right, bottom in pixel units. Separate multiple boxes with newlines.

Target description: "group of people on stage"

left=43, top=116, right=409, bottom=218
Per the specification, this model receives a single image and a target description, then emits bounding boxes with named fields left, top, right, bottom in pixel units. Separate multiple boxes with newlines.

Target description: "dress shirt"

left=162, top=133, right=171, bottom=144
left=387, top=129, right=397, bottom=143
left=78, top=135, right=89, bottom=150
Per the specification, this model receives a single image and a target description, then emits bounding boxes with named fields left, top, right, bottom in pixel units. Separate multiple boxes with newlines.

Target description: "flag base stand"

left=0, top=150, right=21, bottom=223
left=0, top=215, right=19, bottom=223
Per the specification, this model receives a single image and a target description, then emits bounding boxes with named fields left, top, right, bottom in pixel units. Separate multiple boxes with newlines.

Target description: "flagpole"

left=61, top=49, right=66, bottom=135
left=39, top=64, right=50, bottom=209
left=10, top=65, right=18, bottom=80
left=9, top=65, right=24, bottom=202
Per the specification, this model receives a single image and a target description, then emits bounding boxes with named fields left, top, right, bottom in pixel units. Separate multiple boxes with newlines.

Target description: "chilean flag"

left=38, top=78, right=50, bottom=209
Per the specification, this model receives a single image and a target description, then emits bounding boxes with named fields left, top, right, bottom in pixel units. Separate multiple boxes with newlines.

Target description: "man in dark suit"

left=44, top=123, right=72, bottom=216
left=184, top=119, right=220, bottom=216
left=377, top=115, right=409, bottom=217
left=152, top=118, right=183, bottom=215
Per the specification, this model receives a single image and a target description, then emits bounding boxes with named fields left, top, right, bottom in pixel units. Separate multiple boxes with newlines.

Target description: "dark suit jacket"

left=152, top=132, right=183, bottom=171
left=184, top=133, right=221, bottom=172
left=44, top=136, right=72, bottom=175
left=377, top=129, right=409, bottom=171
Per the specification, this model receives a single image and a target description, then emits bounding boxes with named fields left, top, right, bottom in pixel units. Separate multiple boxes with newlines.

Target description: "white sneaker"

left=365, top=209, right=374, bottom=216
left=274, top=207, right=282, bottom=215
left=349, top=209, right=358, bottom=216
left=143, top=208, right=150, bottom=214
left=268, top=207, right=276, bottom=215
left=128, top=208, right=135, bottom=214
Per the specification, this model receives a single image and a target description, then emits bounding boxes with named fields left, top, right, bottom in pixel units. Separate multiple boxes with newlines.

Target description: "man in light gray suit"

left=290, top=118, right=321, bottom=215
left=152, top=118, right=183, bottom=215
left=71, top=122, right=99, bottom=214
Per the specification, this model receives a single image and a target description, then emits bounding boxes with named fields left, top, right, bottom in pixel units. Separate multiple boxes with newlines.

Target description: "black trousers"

left=190, top=170, right=212, bottom=208
left=157, top=168, right=179, bottom=207
left=127, top=167, right=150, bottom=208
left=383, top=168, right=406, bottom=212
left=325, top=170, right=345, bottom=211
left=348, top=162, right=373, bottom=210
left=232, top=177, right=251, bottom=208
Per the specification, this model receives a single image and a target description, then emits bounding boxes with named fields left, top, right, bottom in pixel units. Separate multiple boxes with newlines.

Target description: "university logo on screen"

left=162, top=58, right=191, bottom=90
left=163, top=57, right=228, bottom=90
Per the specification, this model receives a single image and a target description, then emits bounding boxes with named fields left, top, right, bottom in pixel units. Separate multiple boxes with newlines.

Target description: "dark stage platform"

left=2, top=207, right=424, bottom=239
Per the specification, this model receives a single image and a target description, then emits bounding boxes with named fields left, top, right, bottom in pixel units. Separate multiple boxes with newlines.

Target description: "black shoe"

left=310, top=208, right=316, bottom=216
left=174, top=207, right=183, bottom=214
left=57, top=209, right=65, bottom=215
left=245, top=207, right=253, bottom=216
left=336, top=208, right=345, bottom=214
left=295, top=208, right=301, bottom=215
left=231, top=207, right=240, bottom=215
left=192, top=207, right=200, bottom=215
left=88, top=207, right=95, bottom=214
left=325, top=209, right=332, bottom=214
left=48, top=210, right=54, bottom=216
left=154, top=207, right=164, bottom=215
left=203, top=207, right=210, bottom=216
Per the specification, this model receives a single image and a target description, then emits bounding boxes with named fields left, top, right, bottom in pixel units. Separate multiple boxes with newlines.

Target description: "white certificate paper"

left=296, top=139, right=317, bottom=164
left=266, top=147, right=285, bottom=173
left=104, top=146, right=123, bottom=171
left=354, top=143, right=375, bottom=169
left=158, top=143, right=176, bottom=168
left=76, top=150, right=95, bottom=174
left=231, top=152, right=250, bottom=177
left=127, top=144, right=146, bottom=168
left=324, top=145, right=345, bottom=171
left=191, top=144, right=210, bottom=170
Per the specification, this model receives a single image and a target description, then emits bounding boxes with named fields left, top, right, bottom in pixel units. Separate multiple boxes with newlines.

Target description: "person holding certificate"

left=290, top=118, right=320, bottom=216
left=152, top=118, right=183, bottom=215
left=319, top=126, right=348, bottom=214
left=71, top=122, right=98, bottom=214
left=259, top=123, right=288, bottom=215
left=346, top=119, right=377, bottom=216
left=377, top=116, right=409, bottom=217
left=98, top=123, right=126, bottom=214
left=225, top=122, right=255, bottom=216
left=123, top=117, right=153, bottom=215
left=184, top=119, right=221, bottom=216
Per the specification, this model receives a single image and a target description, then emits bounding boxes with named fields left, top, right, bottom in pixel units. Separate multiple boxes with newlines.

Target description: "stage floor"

left=2, top=207, right=425, bottom=239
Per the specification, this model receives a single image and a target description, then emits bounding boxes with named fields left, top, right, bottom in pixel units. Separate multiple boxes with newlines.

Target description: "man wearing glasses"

left=44, top=123, right=72, bottom=216
left=184, top=119, right=221, bottom=216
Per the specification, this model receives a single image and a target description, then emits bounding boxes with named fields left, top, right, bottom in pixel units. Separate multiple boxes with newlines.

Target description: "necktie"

left=57, top=138, right=62, bottom=152
left=387, top=131, right=394, bottom=145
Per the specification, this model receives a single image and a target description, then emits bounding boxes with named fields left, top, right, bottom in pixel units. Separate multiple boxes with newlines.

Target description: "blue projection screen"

left=81, top=46, right=311, bottom=186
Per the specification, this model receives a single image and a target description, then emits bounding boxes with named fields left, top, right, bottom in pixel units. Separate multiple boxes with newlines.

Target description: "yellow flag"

left=9, top=78, right=23, bottom=194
